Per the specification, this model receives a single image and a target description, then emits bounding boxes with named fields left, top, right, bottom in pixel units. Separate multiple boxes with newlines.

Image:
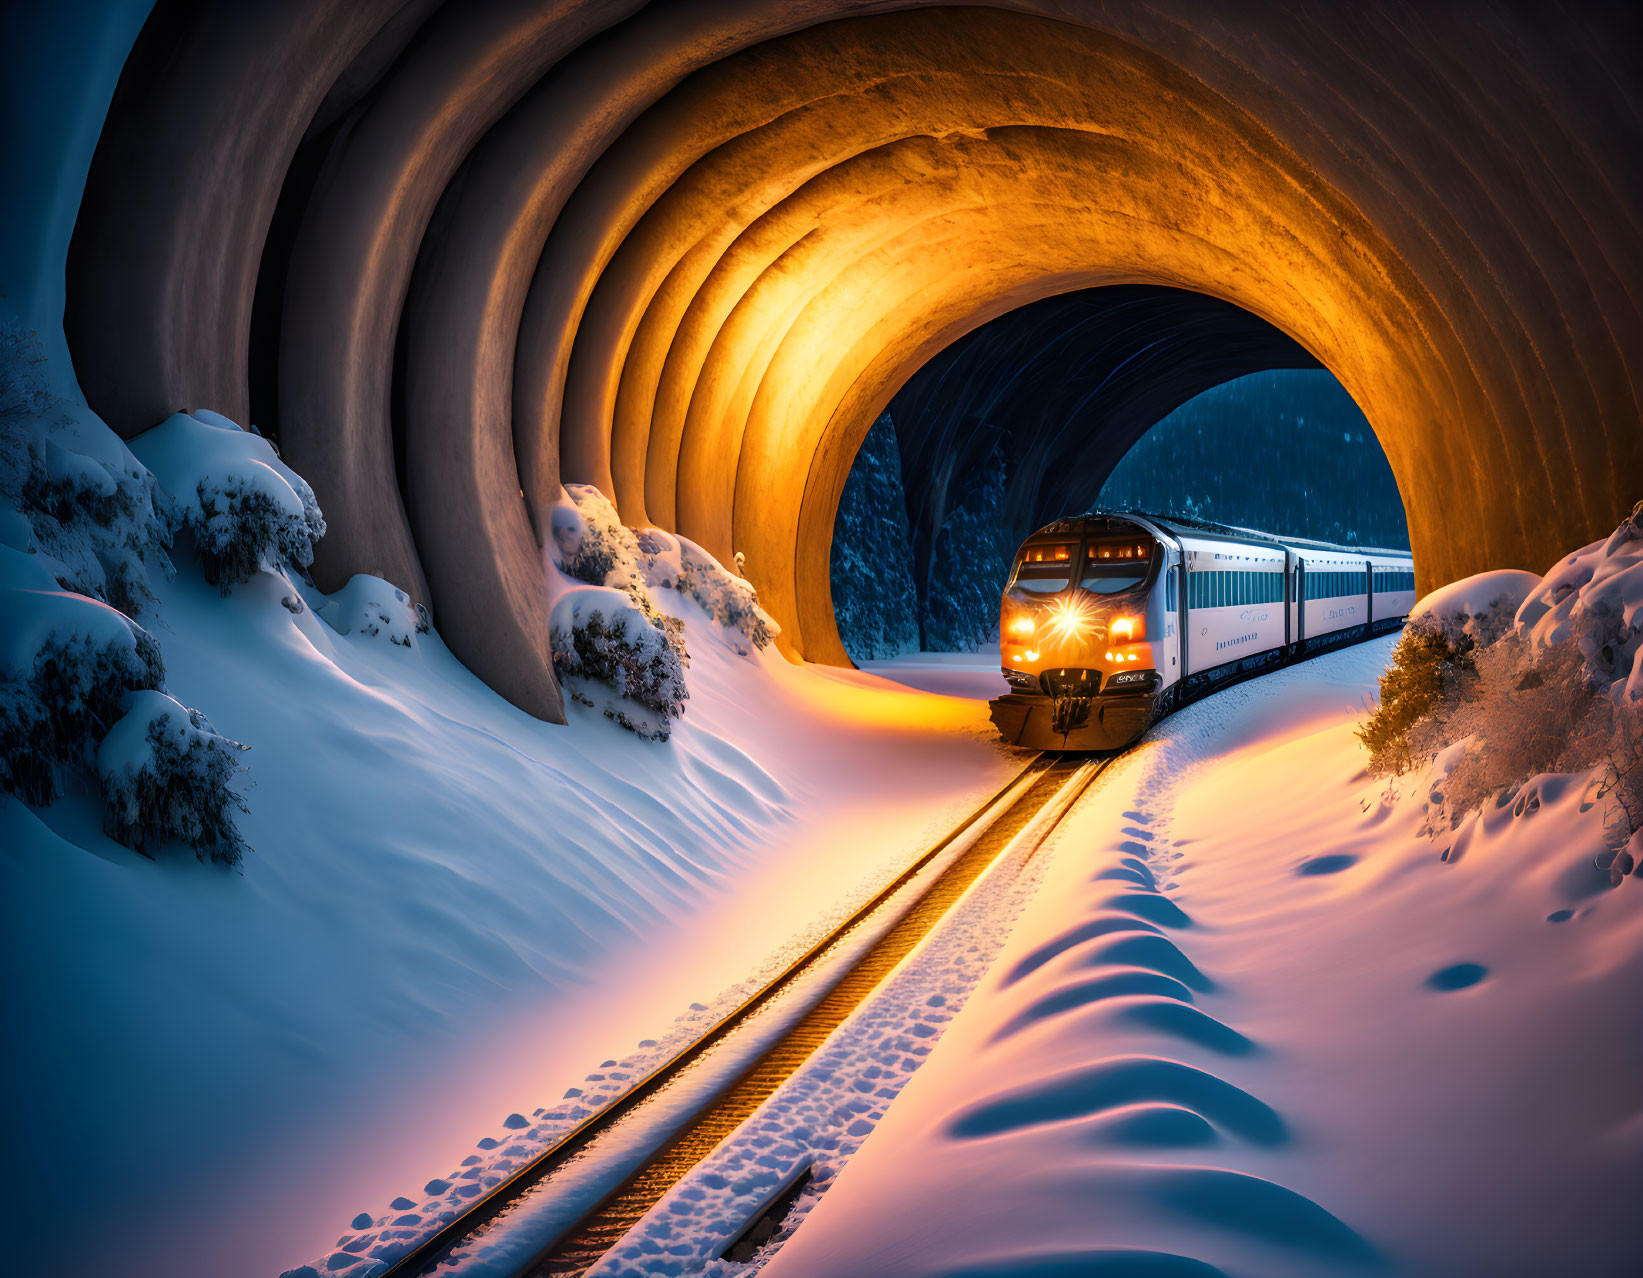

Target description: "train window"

left=1082, top=571, right=1148, bottom=594
left=1079, top=541, right=1150, bottom=594
left=1012, top=542, right=1074, bottom=593
left=1166, top=571, right=1177, bottom=610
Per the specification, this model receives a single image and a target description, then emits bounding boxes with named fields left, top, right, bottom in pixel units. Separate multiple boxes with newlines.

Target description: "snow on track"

left=577, top=764, right=1100, bottom=1278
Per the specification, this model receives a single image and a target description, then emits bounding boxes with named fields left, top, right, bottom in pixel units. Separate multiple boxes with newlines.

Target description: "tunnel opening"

left=828, top=286, right=1409, bottom=665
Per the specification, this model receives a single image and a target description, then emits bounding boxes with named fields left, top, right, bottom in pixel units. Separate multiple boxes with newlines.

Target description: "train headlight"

left=1006, top=614, right=1036, bottom=638
left=1046, top=597, right=1092, bottom=642
left=1109, top=614, right=1144, bottom=641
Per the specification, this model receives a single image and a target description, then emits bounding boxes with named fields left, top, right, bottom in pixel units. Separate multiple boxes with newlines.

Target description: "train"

left=989, top=510, right=1416, bottom=750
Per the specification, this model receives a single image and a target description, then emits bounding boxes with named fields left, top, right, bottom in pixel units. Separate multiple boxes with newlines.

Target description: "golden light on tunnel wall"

left=557, top=6, right=1629, bottom=676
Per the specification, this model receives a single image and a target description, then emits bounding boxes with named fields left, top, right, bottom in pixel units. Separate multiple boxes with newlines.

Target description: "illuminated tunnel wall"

left=64, top=2, right=1643, bottom=722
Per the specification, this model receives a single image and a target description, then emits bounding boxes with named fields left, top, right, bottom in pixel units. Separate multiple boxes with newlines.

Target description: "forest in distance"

left=830, top=369, right=1412, bottom=661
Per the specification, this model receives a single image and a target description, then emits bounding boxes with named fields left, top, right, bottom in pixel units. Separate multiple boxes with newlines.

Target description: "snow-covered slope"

left=763, top=640, right=1642, bottom=1278
left=3, top=409, right=1015, bottom=1278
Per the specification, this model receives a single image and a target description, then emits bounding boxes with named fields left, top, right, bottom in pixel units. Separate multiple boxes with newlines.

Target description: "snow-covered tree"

left=829, top=413, right=920, bottom=661
left=921, top=442, right=1010, bottom=652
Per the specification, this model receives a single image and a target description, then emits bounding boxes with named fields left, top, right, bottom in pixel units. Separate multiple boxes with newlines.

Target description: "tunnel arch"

left=859, top=284, right=1331, bottom=632
left=65, top=1, right=1643, bottom=719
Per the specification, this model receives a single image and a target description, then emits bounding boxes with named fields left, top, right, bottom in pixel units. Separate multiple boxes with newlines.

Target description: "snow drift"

left=1361, top=502, right=1643, bottom=877
left=760, top=640, right=1642, bottom=1278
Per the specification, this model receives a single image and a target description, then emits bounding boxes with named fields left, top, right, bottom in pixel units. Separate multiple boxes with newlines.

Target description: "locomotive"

left=990, top=511, right=1416, bottom=751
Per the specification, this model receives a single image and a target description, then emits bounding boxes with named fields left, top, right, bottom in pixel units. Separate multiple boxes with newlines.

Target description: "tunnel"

left=63, top=1, right=1643, bottom=723
left=873, top=284, right=1326, bottom=636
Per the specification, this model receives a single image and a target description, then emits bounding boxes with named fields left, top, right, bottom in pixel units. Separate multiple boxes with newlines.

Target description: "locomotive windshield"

left=1011, top=541, right=1075, bottom=593
left=1080, top=538, right=1152, bottom=594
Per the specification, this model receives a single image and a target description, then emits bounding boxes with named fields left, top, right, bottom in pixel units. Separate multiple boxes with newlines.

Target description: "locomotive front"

left=990, top=516, right=1167, bottom=750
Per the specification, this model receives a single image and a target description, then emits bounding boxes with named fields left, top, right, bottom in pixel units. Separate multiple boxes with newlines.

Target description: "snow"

left=580, top=764, right=1088, bottom=1278
left=129, top=410, right=325, bottom=583
left=858, top=651, right=1010, bottom=701
left=319, top=574, right=425, bottom=648
left=1517, top=500, right=1643, bottom=703
left=0, top=383, right=175, bottom=613
left=3, top=446, right=1016, bottom=1278
left=1, top=553, right=156, bottom=673
left=762, top=639, right=1642, bottom=1278
left=1408, top=567, right=1541, bottom=647
left=342, top=767, right=1052, bottom=1278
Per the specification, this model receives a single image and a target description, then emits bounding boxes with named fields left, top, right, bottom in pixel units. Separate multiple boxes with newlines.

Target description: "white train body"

left=991, top=510, right=1415, bottom=750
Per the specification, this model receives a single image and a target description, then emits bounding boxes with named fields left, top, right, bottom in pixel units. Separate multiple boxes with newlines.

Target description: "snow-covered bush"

left=676, top=539, right=777, bottom=651
left=1518, top=504, right=1643, bottom=705
left=550, top=586, right=688, bottom=741
left=130, top=410, right=325, bottom=590
left=2, top=543, right=250, bottom=862
left=545, top=486, right=782, bottom=735
left=558, top=485, right=685, bottom=657
left=2, top=323, right=175, bottom=615
left=638, top=528, right=779, bottom=655
left=98, top=690, right=248, bottom=865
left=2, top=546, right=166, bottom=801
left=1361, top=506, right=1643, bottom=879
left=319, top=574, right=428, bottom=649
left=829, top=413, right=919, bottom=661
left=1357, top=571, right=1540, bottom=778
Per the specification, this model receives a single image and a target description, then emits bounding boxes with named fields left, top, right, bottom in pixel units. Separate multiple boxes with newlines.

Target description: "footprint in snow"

left=1296, top=853, right=1358, bottom=876
left=1426, top=962, right=1488, bottom=992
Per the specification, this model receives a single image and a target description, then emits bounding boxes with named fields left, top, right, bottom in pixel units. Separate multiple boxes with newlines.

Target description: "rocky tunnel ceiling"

left=65, top=1, right=1643, bottom=722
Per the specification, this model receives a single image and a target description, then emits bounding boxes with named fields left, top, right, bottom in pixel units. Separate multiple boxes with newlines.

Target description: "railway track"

left=382, top=750, right=1109, bottom=1278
